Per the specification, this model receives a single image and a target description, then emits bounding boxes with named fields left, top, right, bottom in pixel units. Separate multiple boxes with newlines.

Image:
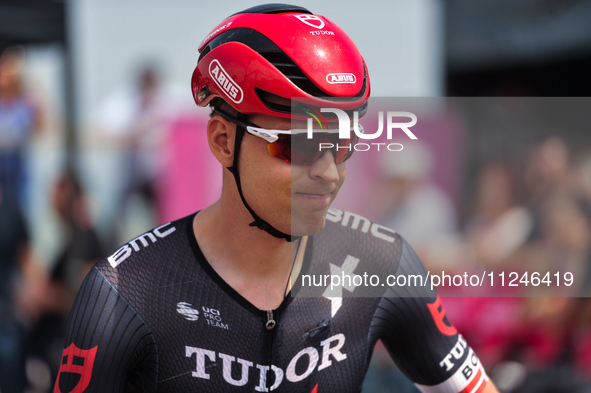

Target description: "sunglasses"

left=213, top=108, right=361, bottom=166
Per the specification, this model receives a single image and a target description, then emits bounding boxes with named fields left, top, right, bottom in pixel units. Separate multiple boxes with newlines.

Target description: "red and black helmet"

left=191, top=3, right=370, bottom=118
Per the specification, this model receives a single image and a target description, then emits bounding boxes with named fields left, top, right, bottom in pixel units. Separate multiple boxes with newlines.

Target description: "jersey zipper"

left=265, top=309, right=276, bottom=390
left=265, top=310, right=276, bottom=330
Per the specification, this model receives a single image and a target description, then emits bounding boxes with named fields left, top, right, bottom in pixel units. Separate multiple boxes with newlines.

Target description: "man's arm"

left=483, top=380, right=500, bottom=393
left=371, top=237, right=499, bottom=393
left=54, top=267, right=157, bottom=393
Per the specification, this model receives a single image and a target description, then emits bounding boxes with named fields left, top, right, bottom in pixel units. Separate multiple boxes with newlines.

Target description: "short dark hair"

left=209, top=98, right=238, bottom=118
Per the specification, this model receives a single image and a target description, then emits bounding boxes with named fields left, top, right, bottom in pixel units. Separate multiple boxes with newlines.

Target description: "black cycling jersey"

left=54, top=210, right=488, bottom=393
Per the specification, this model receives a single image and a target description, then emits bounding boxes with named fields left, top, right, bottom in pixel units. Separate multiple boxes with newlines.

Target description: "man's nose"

left=309, top=149, right=340, bottom=182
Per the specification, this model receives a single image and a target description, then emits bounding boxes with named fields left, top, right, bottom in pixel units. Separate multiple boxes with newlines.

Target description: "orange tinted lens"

left=268, top=134, right=325, bottom=165
left=333, top=133, right=359, bottom=164
left=267, top=133, right=359, bottom=165
left=267, top=134, right=292, bottom=162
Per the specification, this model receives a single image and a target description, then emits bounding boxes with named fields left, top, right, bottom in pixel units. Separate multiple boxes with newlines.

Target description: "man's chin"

left=290, top=213, right=328, bottom=237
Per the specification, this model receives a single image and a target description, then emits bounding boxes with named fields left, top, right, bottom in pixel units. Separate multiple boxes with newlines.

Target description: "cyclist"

left=54, top=4, right=499, bottom=392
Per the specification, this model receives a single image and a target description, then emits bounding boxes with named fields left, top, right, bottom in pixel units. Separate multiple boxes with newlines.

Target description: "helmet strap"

left=227, top=115, right=298, bottom=242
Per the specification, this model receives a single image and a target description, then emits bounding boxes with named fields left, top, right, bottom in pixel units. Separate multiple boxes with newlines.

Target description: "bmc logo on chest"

left=186, top=333, right=347, bottom=391
left=326, top=209, right=397, bottom=243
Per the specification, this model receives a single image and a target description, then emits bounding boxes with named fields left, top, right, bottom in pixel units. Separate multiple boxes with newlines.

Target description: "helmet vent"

left=199, top=28, right=367, bottom=102
left=261, top=52, right=368, bottom=100
left=258, top=51, right=329, bottom=96
left=231, top=4, right=312, bottom=16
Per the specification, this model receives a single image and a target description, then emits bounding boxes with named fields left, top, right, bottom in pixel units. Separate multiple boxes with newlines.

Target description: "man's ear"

left=207, top=115, right=236, bottom=168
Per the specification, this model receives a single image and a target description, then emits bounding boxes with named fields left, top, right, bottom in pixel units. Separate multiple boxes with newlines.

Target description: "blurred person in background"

left=95, top=65, right=170, bottom=241
left=0, top=178, right=30, bottom=393
left=573, top=152, right=591, bottom=212
left=535, top=194, right=591, bottom=294
left=49, top=170, right=104, bottom=303
left=0, top=45, right=43, bottom=204
left=16, top=169, right=105, bottom=391
left=524, top=136, right=572, bottom=242
left=494, top=193, right=591, bottom=393
left=452, top=161, right=532, bottom=367
left=467, top=142, right=591, bottom=392
left=464, top=161, right=532, bottom=268
left=375, top=142, right=459, bottom=266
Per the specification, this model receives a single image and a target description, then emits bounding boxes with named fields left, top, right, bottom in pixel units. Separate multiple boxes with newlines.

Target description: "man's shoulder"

left=95, top=214, right=195, bottom=283
left=313, top=208, right=406, bottom=273
left=318, top=208, right=432, bottom=298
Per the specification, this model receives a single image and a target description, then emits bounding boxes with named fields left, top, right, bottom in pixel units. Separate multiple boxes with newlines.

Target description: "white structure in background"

left=70, top=0, right=443, bottom=126
left=68, top=0, right=443, bottom=240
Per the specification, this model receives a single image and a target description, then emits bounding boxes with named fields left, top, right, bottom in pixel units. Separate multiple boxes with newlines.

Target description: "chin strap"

left=227, top=115, right=298, bottom=242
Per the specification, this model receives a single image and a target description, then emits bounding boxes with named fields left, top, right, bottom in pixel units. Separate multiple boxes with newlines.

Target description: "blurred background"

left=1, top=0, right=590, bottom=392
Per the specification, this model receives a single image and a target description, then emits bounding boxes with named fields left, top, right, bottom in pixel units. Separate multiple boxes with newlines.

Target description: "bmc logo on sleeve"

left=209, top=59, right=243, bottom=104
left=54, top=344, right=98, bottom=393
left=107, top=222, right=176, bottom=268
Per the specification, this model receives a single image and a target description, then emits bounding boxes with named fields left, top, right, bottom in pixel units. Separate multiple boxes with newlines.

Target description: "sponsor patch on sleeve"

left=54, top=343, right=99, bottom=393
left=415, top=337, right=489, bottom=393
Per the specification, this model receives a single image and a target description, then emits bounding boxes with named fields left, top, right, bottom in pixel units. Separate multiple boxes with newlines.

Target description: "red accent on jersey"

left=427, top=296, right=458, bottom=336
left=54, top=344, right=98, bottom=393
left=311, top=383, right=318, bottom=393
left=459, top=368, right=486, bottom=393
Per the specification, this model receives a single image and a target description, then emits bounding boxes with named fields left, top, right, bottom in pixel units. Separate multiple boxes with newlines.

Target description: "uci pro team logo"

left=209, top=59, right=243, bottom=104
left=307, top=108, right=418, bottom=152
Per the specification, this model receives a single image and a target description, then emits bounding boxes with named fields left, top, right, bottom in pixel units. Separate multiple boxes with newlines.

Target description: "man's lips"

left=295, top=192, right=331, bottom=199
left=294, top=188, right=335, bottom=203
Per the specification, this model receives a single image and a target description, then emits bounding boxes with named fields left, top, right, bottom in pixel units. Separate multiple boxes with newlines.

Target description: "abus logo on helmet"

left=209, top=59, right=243, bottom=104
left=326, top=73, right=356, bottom=84
left=294, top=14, right=325, bottom=29
left=307, top=109, right=418, bottom=152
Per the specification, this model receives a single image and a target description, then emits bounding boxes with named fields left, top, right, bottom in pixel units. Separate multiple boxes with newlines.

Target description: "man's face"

left=237, top=113, right=347, bottom=237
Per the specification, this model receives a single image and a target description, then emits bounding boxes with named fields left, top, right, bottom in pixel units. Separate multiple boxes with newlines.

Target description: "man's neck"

left=192, top=198, right=304, bottom=310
